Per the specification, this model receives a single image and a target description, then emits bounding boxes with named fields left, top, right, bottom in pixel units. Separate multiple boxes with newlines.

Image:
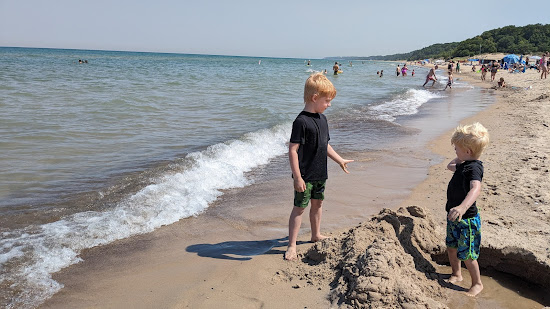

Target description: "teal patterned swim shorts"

left=446, top=213, right=481, bottom=260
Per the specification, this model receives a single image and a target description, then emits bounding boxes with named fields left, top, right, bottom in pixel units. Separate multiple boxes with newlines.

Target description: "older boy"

left=285, top=73, right=353, bottom=261
left=445, top=122, right=489, bottom=297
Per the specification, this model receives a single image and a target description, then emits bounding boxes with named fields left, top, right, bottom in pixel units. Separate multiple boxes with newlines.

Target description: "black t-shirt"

left=446, top=160, right=484, bottom=219
left=289, top=111, right=330, bottom=182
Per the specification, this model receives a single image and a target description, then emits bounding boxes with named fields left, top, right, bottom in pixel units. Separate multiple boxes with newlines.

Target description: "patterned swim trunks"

left=446, top=213, right=481, bottom=260
left=294, top=180, right=326, bottom=208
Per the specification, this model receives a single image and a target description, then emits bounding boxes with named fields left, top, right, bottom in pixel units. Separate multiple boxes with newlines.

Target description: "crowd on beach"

left=312, top=52, right=548, bottom=95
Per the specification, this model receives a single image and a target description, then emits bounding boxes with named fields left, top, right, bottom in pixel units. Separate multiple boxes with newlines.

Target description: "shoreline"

left=39, top=66, right=549, bottom=308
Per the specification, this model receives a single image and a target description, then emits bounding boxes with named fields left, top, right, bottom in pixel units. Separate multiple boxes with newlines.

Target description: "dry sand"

left=40, top=64, right=550, bottom=309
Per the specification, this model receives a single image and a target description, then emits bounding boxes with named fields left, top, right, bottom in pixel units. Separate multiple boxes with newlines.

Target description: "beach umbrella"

left=502, top=54, right=520, bottom=65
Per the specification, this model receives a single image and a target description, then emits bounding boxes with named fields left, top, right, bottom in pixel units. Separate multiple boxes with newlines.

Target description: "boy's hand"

left=447, top=206, right=466, bottom=222
left=294, top=177, right=306, bottom=192
left=339, top=159, right=354, bottom=174
left=447, top=157, right=462, bottom=172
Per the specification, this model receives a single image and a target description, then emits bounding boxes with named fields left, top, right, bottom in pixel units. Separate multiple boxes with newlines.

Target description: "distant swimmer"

left=307, top=60, right=311, bottom=66
left=333, top=62, right=339, bottom=75
left=380, top=70, right=383, bottom=77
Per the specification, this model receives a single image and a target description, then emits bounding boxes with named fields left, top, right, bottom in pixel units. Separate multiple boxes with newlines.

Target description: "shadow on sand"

left=186, top=237, right=308, bottom=261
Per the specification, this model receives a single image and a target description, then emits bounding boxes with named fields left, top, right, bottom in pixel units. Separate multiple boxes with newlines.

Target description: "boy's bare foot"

left=311, top=235, right=329, bottom=242
left=445, top=275, right=463, bottom=283
left=466, top=283, right=483, bottom=297
left=284, top=247, right=297, bottom=261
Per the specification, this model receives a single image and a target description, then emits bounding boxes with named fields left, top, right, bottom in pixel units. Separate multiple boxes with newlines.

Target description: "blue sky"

left=1, top=0, right=548, bottom=58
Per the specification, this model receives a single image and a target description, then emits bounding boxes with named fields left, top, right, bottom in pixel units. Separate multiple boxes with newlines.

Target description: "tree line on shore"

left=332, top=23, right=550, bottom=61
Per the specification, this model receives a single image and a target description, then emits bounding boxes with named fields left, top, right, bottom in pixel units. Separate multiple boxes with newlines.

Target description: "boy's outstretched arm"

left=447, top=180, right=481, bottom=221
left=289, top=143, right=306, bottom=192
left=327, top=144, right=353, bottom=173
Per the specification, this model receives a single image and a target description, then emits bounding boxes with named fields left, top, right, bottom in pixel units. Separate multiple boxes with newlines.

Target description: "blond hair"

left=451, top=122, right=490, bottom=159
left=304, top=72, right=336, bottom=103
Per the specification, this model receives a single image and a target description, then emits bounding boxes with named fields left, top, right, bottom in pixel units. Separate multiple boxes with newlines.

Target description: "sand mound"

left=279, top=206, right=449, bottom=308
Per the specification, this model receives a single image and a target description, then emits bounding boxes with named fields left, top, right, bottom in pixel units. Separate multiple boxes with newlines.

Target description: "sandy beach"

left=39, top=62, right=549, bottom=308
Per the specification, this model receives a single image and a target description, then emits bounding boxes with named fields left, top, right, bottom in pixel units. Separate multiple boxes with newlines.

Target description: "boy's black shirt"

left=290, top=111, right=330, bottom=182
left=446, top=160, right=484, bottom=219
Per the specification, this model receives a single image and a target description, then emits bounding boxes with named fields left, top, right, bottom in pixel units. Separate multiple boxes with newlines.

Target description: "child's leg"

left=309, top=199, right=327, bottom=242
left=464, top=258, right=483, bottom=296
left=285, top=206, right=305, bottom=260
left=446, top=247, right=463, bottom=283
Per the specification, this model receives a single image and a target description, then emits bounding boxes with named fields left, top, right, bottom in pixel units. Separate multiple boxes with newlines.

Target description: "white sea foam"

left=370, top=88, right=444, bottom=122
left=0, top=123, right=291, bottom=309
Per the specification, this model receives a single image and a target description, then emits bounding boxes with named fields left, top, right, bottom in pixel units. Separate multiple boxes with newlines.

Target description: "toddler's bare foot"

left=284, top=247, right=297, bottom=261
left=311, top=235, right=329, bottom=242
left=466, top=283, right=483, bottom=297
left=445, top=275, right=463, bottom=283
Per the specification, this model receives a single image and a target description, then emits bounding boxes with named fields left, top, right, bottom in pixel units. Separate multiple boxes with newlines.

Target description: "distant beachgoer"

left=445, top=122, right=489, bottom=297
left=540, top=53, right=548, bottom=79
left=525, top=56, right=529, bottom=66
left=401, top=64, right=408, bottom=77
left=490, top=61, right=499, bottom=81
left=323, top=69, right=327, bottom=74
left=497, top=77, right=506, bottom=87
left=456, top=62, right=460, bottom=73
left=285, top=73, right=353, bottom=261
left=333, top=62, right=339, bottom=75
left=472, top=65, right=476, bottom=72
left=422, top=65, right=438, bottom=87
left=376, top=71, right=380, bottom=76
left=444, top=71, right=453, bottom=90
left=481, top=65, right=487, bottom=81
left=396, top=65, right=400, bottom=76
left=307, top=60, right=311, bottom=66
left=380, top=70, right=383, bottom=77
left=411, top=69, right=415, bottom=77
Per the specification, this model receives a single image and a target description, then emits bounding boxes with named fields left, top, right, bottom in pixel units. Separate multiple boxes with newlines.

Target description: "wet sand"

left=40, top=65, right=550, bottom=308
